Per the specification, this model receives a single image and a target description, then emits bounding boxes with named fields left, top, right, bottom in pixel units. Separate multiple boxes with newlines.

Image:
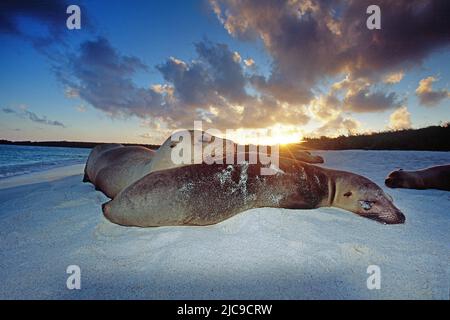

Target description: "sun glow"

left=223, top=124, right=303, bottom=146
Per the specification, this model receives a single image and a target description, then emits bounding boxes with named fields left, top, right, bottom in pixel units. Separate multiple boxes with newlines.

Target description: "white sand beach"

left=0, top=150, right=449, bottom=299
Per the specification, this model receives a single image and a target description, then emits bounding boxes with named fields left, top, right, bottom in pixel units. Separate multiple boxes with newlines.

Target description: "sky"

left=0, top=0, right=449, bottom=145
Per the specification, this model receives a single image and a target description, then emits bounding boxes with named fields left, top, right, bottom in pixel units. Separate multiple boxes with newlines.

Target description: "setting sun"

left=221, top=125, right=304, bottom=146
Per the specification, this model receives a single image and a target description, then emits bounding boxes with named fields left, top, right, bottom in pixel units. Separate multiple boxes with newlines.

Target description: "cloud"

left=343, top=88, right=403, bottom=113
left=243, top=58, right=255, bottom=67
left=65, top=87, right=79, bottom=98
left=75, top=104, right=87, bottom=113
left=58, top=37, right=164, bottom=119
left=415, top=76, right=449, bottom=106
left=211, top=0, right=450, bottom=105
left=388, top=106, right=412, bottom=130
left=2, top=107, right=65, bottom=127
left=2, top=107, right=15, bottom=114
left=58, top=37, right=310, bottom=130
left=384, top=71, right=404, bottom=84
left=310, top=94, right=342, bottom=122
left=0, top=0, right=91, bottom=49
left=6, top=0, right=447, bottom=140
left=311, top=115, right=361, bottom=138
left=0, top=0, right=66, bottom=36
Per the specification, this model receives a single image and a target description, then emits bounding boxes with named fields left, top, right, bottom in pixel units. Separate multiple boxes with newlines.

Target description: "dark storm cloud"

left=2, top=107, right=66, bottom=127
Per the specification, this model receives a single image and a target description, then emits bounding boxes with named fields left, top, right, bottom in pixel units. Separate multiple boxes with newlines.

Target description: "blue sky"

left=0, top=0, right=449, bottom=144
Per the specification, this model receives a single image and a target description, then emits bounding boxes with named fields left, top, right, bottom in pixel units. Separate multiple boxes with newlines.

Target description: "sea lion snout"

left=358, top=203, right=405, bottom=224
left=393, top=210, right=406, bottom=224
left=359, top=197, right=406, bottom=224
left=312, top=155, right=324, bottom=164
left=385, top=170, right=406, bottom=188
left=376, top=208, right=405, bottom=224
left=384, top=177, right=397, bottom=188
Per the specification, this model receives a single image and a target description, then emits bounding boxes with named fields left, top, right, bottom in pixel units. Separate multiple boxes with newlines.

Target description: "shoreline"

left=0, top=163, right=85, bottom=190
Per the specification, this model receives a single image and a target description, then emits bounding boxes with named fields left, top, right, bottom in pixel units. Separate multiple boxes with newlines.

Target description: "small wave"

left=0, top=145, right=89, bottom=180
left=0, top=170, right=32, bottom=178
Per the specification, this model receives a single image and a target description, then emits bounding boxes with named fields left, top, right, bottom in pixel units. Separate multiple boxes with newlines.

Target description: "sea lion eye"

left=344, top=191, right=352, bottom=197
left=359, top=200, right=375, bottom=210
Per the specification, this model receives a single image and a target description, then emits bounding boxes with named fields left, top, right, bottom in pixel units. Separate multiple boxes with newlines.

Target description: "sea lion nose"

left=315, top=156, right=325, bottom=164
left=387, top=209, right=405, bottom=224
left=395, top=210, right=406, bottom=224
left=385, top=177, right=393, bottom=187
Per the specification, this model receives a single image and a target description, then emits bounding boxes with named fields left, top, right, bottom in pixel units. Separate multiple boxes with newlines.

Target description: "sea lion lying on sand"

left=84, top=145, right=156, bottom=198
left=84, top=131, right=324, bottom=198
left=83, top=143, right=122, bottom=183
left=385, top=164, right=450, bottom=191
left=103, top=157, right=405, bottom=227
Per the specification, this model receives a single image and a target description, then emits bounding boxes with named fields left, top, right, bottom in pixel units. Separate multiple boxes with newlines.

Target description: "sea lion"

left=149, top=130, right=324, bottom=171
left=102, top=157, right=405, bottom=227
left=385, top=164, right=450, bottom=191
left=279, top=147, right=324, bottom=164
left=83, top=143, right=123, bottom=183
left=91, top=146, right=156, bottom=198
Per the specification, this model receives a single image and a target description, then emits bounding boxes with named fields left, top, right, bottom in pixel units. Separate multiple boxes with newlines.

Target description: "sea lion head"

left=298, top=151, right=324, bottom=164
left=333, top=173, right=405, bottom=224
left=280, top=147, right=324, bottom=164
left=385, top=169, right=413, bottom=188
left=151, top=130, right=236, bottom=172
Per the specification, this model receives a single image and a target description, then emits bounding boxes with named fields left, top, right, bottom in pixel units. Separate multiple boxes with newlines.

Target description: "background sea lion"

left=146, top=130, right=324, bottom=172
left=281, top=149, right=323, bottom=163
left=102, top=157, right=405, bottom=227
left=83, top=143, right=123, bottom=183
left=385, top=164, right=450, bottom=191
left=147, top=130, right=235, bottom=172
left=92, top=146, right=156, bottom=198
